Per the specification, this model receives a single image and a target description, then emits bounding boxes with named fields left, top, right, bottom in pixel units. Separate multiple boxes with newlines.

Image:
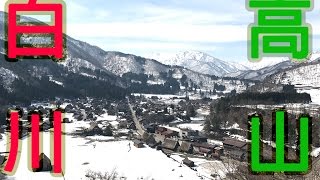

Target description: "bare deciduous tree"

left=85, top=169, right=122, bottom=180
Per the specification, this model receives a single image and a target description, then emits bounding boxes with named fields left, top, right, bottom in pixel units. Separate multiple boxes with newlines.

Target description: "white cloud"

left=68, top=22, right=247, bottom=43
left=102, top=41, right=216, bottom=51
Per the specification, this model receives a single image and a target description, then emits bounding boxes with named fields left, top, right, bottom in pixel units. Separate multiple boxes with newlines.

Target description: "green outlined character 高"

left=247, top=0, right=313, bottom=62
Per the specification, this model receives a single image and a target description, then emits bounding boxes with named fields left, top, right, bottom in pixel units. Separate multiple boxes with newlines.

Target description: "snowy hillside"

left=269, top=62, right=320, bottom=87
left=228, top=53, right=320, bottom=81
left=0, top=11, right=257, bottom=102
left=171, top=67, right=252, bottom=93
left=59, top=39, right=254, bottom=92
left=240, top=57, right=288, bottom=70
left=267, top=61, right=320, bottom=104
left=227, top=60, right=294, bottom=81
left=147, top=51, right=249, bottom=77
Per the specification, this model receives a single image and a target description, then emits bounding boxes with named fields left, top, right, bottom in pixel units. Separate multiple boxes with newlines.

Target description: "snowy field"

left=177, top=123, right=204, bottom=131
left=297, top=87, right=320, bottom=105
left=0, top=131, right=217, bottom=180
left=0, top=113, right=219, bottom=180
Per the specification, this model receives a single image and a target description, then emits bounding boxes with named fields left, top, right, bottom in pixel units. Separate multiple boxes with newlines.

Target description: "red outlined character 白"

left=5, top=0, right=66, bottom=61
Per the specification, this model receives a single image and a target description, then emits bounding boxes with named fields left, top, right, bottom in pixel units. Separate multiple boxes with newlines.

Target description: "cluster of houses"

left=129, top=97, right=251, bottom=165
left=74, top=122, right=114, bottom=137
left=133, top=125, right=249, bottom=166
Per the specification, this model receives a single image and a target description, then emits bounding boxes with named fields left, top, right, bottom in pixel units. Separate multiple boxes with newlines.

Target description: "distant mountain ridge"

left=0, top=11, right=256, bottom=105
left=147, top=51, right=250, bottom=77
left=227, top=60, right=295, bottom=81
left=227, top=52, right=320, bottom=81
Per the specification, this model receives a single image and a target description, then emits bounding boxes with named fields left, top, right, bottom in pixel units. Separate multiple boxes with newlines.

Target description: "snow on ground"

left=197, top=109, right=210, bottom=116
left=85, top=135, right=115, bottom=141
left=96, top=113, right=117, bottom=121
left=0, top=131, right=210, bottom=180
left=297, top=88, right=320, bottom=105
left=177, top=123, right=204, bottom=131
left=64, top=113, right=76, bottom=121
left=80, top=73, right=97, bottom=79
left=207, top=139, right=223, bottom=146
left=222, top=123, right=242, bottom=131
left=48, top=76, right=63, bottom=86
left=190, top=116, right=205, bottom=121
left=162, top=125, right=182, bottom=133
left=230, top=134, right=250, bottom=143
left=171, top=154, right=227, bottom=179
left=132, top=93, right=185, bottom=99
left=311, top=147, right=320, bottom=157
left=0, top=115, right=223, bottom=180
left=64, top=120, right=91, bottom=134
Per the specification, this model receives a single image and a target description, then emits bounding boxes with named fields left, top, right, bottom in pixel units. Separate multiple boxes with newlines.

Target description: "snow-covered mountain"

left=227, top=60, right=295, bottom=81
left=147, top=51, right=250, bottom=77
left=227, top=53, right=320, bottom=81
left=264, top=59, right=320, bottom=104
left=269, top=62, right=320, bottom=87
left=240, top=57, right=289, bottom=70
left=0, top=12, right=257, bottom=104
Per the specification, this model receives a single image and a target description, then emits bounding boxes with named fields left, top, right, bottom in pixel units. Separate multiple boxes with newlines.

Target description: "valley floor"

left=0, top=119, right=224, bottom=180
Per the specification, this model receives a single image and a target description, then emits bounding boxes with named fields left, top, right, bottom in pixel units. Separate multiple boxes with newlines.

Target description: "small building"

left=133, top=140, right=144, bottom=148
left=155, top=127, right=167, bottom=134
left=41, top=121, right=52, bottom=131
left=223, top=138, right=247, bottom=161
left=65, top=104, right=74, bottom=112
left=192, top=143, right=217, bottom=157
left=189, top=136, right=208, bottom=143
left=128, top=122, right=137, bottom=130
left=162, top=138, right=180, bottom=152
left=85, top=123, right=103, bottom=136
left=32, top=153, right=52, bottom=172
left=146, top=124, right=157, bottom=133
left=38, top=108, right=48, bottom=117
left=214, top=147, right=223, bottom=156
left=156, top=127, right=179, bottom=139
left=180, top=129, right=199, bottom=139
left=118, top=120, right=128, bottom=129
left=62, top=118, right=72, bottom=123
left=179, top=141, right=193, bottom=154
left=183, top=158, right=195, bottom=167
left=0, top=155, right=6, bottom=165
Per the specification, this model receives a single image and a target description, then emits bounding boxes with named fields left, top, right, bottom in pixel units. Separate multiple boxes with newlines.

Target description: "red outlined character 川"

left=3, top=108, right=65, bottom=176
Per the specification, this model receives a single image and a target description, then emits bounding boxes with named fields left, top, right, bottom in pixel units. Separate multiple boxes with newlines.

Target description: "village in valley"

left=2, top=86, right=320, bottom=180
left=0, top=93, right=254, bottom=180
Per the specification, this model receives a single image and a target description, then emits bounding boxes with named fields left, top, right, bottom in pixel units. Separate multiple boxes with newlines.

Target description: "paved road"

left=127, top=97, right=145, bottom=136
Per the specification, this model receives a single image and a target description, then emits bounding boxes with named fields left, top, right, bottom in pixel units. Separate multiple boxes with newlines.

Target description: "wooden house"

left=133, top=140, right=144, bottom=148
left=180, top=129, right=199, bottom=139
left=0, top=155, right=5, bottom=165
left=62, top=118, right=72, bottom=123
left=179, top=141, right=193, bottom=154
left=183, top=158, right=195, bottom=167
left=192, top=143, right=217, bottom=157
left=189, top=136, right=208, bottom=143
left=85, top=123, right=103, bottom=136
left=156, top=127, right=179, bottom=139
left=162, top=138, right=180, bottom=152
left=223, top=139, right=247, bottom=161
left=32, top=153, right=52, bottom=172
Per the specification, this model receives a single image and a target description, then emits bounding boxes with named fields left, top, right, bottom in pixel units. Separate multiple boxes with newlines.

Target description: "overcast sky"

left=2, top=0, right=320, bottom=62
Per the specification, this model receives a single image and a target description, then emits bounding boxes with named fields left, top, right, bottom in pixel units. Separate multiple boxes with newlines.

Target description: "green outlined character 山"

left=247, top=0, right=313, bottom=62
left=249, top=110, right=311, bottom=173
